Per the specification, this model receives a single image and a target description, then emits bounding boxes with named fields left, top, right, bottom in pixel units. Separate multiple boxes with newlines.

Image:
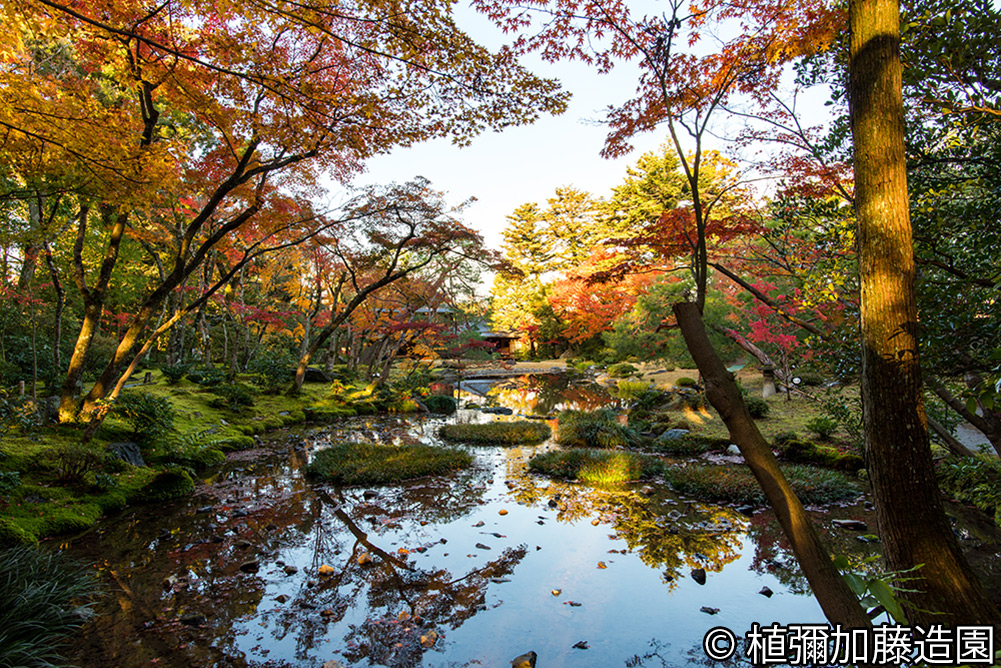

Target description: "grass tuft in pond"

left=663, top=463, right=859, bottom=506
left=308, top=442, right=472, bottom=485
left=438, top=421, right=551, bottom=445
left=0, top=546, right=99, bottom=668
left=556, top=409, right=637, bottom=448
left=529, top=449, right=658, bottom=484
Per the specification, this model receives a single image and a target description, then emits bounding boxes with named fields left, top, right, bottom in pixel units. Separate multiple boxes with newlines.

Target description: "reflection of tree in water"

left=509, top=476, right=746, bottom=589
left=260, top=488, right=527, bottom=668
left=487, top=374, right=616, bottom=414
left=624, top=638, right=753, bottom=668
left=745, top=510, right=883, bottom=596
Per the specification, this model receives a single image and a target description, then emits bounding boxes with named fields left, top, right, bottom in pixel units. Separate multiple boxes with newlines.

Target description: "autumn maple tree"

left=0, top=0, right=568, bottom=422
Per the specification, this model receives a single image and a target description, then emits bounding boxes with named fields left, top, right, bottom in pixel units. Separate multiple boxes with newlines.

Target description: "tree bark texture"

left=673, top=302, right=870, bottom=628
left=849, top=0, right=1001, bottom=628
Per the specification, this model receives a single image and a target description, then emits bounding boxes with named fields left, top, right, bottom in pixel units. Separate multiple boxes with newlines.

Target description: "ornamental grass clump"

left=529, top=449, right=657, bottom=484
left=662, top=463, right=858, bottom=506
left=308, top=442, right=472, bottom=485
left=0, top=546, right=99, bottom=668
left=438, top=421, right=551, bottom=445
left=556, top=409, right=637, bottom=449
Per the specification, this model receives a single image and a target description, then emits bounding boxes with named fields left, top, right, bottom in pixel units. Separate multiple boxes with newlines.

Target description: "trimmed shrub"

left=675, top=376, right=699, bottom=388
left=423, top=395, right=457, bottom=415
left=529, top=449, right=656, bottom=484
left=0, top=546, right=99, bottom=667
left=114, top=391, right=175, bottom=443
left=159, top=363, right=189, bottom=384
left=607, top=362, right=639, bottom=378
left=308, top=442, right=472, bottom=485
left=557, top=409, right=637, bottom=449
left=185, top=364, right=225, bottom=387
left=745, top=396, right=771, bottom=419
left=439, top=421, right=551, bottom=445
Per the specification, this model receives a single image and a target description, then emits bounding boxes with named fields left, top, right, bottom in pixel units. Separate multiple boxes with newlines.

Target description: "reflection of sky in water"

left=64, top=379, right=873, bottom=668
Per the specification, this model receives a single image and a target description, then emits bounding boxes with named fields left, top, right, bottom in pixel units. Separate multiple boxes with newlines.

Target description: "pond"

left=64, top=373, right=887, bottom=668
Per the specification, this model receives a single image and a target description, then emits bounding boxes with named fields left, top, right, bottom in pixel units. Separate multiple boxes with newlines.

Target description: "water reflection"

left=64, top=385, right=870, bottom=667
left=462, top=373, right=618, bottom=415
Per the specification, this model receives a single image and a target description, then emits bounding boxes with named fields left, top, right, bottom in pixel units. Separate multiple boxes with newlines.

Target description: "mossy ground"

left=529, top=449, right=659, bottom=484
left=307, top=442, right=472, bottom=485
left=438, top=421, right=552, bottom=445
left=0, top=368, right=422, bottom=545
left=662, top=462, right=860, bottom=506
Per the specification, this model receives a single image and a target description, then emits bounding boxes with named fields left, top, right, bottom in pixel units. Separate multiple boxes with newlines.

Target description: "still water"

left=64, top=375, right=875, bottom=668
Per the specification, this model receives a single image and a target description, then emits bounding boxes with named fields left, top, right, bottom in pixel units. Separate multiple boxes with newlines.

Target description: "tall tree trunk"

left=59, top=206, right=126, bottom=421
left=849, top=0, right=1001, bottom=629
left=43, top=240, right=64, bottom=381
left=674, top=302, right=871, bottom=628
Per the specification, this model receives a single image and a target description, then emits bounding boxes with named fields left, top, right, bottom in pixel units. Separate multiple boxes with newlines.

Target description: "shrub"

left=308, top=442, right=472, bottom=485
left=0, top=546, right=100, bottom=668
left=773, top=431, right=800, bottom=445
left=663, top=463, right=858, bottom=506
left=423, top=395, right=457, bottom=414
left=114, top=391, right=175, bottom=443
left=607, top=362, right=639, bottom=378
left=53, top=444, right=102, bottom=484
left=159, top=363, right=189, bottom=384
left=806, top=415, right=839, bottom=441
left=247, top=348, right=297, bottom=394
left=185, top=364, right=225, bottom=387
left=529, top=449, right=656, bottom=484
left=675, top=376, right=699, bottom=388
left=210, top=383, right=256, bottom=410
left=557, top=409, right=637, bottom=449
left=937, top=456, right=1001, bottom=523
left=439, top=421, right=551, bottom=445
left=745, top=396, right=771, bottom=419
left=616, top=379, right=651, bottom=399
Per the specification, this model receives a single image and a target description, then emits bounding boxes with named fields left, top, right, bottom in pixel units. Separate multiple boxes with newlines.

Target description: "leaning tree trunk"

left=849, top=0, right=1001, bottom=629
left=674, top=302, right=870, bottom=628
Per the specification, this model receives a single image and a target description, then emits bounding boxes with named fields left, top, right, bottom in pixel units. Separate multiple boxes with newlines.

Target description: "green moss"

left=134, top=467, right=195, bottom=503
left=663, top=463, right=858, bottom=506
left=438, top=421, right=552, bottom=445
left=307, top=442, right=472, bottom=485
left=0, top=518, right=36, bottom=546
left=218, top=435, right=256, bottom=450
left=529, top=449, right=658, bottom=484
left=778, top=438, right=864, bottom=471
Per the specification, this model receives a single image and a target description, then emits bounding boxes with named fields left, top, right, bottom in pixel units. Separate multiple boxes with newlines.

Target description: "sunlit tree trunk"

left=849, top=0, right=1001, bottom=629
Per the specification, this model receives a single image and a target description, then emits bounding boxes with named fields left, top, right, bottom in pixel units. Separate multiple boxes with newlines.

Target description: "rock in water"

left=700, top=606, right=720, bottom=615
left=511, top=651, right=537, bottom=668
left=759, top=586, right=774, bottom=598
left=239, top=560, right=260, bottom=573
left=658, top=428, right=689, bottom=442
left=573, top=641, right=590, bottom=650
left=691, top=568, right=707, bottom=585
left=832, top=519, right=868, bottom=531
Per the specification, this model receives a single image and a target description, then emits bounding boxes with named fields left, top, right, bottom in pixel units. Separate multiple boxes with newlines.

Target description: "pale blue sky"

left=347, top=4, right=671, bottom=251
